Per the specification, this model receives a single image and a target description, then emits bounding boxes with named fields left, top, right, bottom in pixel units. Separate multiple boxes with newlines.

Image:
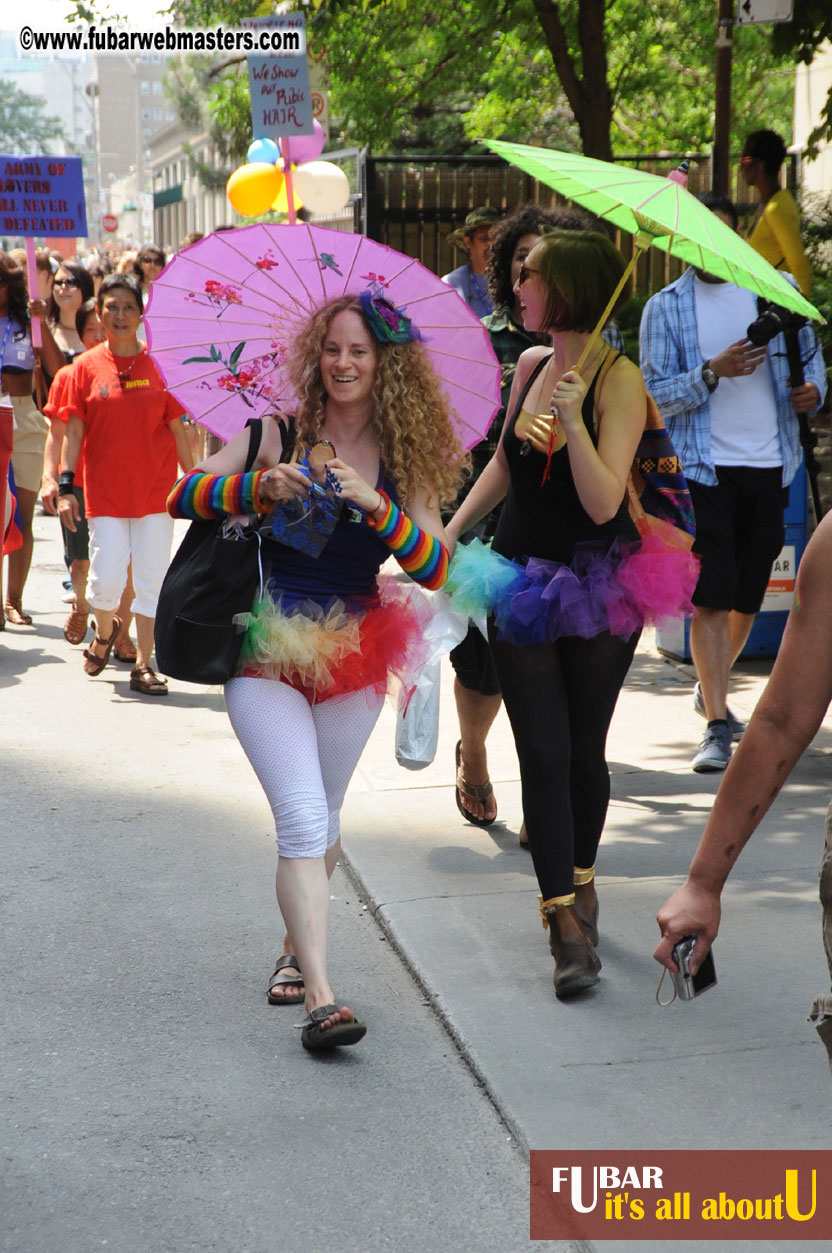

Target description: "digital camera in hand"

left=671, top=935, right=717, bottom=1001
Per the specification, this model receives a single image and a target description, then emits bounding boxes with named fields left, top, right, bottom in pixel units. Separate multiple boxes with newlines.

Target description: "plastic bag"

left=394, top=587, right=470, bottom=770
left=395, top=657, right=441, bottom=770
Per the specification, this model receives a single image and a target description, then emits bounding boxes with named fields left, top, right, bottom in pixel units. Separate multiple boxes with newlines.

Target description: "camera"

left=671, top=935, right=717, bottom=1001
left=746, top=300, right=808, bottom=348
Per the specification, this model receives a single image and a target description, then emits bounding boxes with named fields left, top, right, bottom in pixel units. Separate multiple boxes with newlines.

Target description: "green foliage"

left=161, top=0, right=805, bottom=160
left=0, top=83, right=66, bottom=154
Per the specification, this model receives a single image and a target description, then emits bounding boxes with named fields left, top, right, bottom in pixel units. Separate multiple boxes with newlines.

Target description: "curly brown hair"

left=0, top=252, right=31, bottom=327
left=285, top=295, right=467, bottom=509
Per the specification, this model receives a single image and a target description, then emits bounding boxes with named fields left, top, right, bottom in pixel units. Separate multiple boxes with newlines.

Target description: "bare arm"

left=57, top=415, right=85, bottom=532
left=654, top=511, right=832, bottom=972
left=559, top=356, right=646, bottom=525
left=41, top=417, right=65, bottom=514
left=169, top=417, right=195, bottom=473
left=446, top=347, right=549, bottom=542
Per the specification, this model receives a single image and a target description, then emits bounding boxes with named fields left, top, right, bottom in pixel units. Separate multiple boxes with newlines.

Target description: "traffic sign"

left=102, top=213, right=118, bottom=233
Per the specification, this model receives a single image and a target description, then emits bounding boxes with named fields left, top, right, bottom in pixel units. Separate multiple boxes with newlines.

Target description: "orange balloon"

left=272, top=175, right=303, bottom=214
left=227, top=163, right=282, bottom=216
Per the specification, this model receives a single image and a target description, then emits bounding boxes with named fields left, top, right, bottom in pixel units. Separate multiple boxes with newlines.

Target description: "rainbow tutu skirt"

left=232, top=575, right=431, bottom=702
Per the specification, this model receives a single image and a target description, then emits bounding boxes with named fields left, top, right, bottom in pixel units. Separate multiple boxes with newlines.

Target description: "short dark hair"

left=46, top=259, right=94, bottom=324
left=697, top=190, right=738, bottom=230
left=486, top=203, right=600, bottom=310
left=535, top=229, right=629, bottom=333
left=75, top=298, right=99, bottom=338
left=97, top=272, right=144, bottom=314
left=742, top=129, right=787, bottom=176
left=133, top=244, right=166, bottom=278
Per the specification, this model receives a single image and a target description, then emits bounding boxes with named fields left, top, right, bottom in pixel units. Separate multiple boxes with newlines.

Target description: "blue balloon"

left=247, top=138, right=280, bottom=165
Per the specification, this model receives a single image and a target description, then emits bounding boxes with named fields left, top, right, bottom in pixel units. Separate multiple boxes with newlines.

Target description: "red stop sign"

left=102, top=214, right=118, bottom=233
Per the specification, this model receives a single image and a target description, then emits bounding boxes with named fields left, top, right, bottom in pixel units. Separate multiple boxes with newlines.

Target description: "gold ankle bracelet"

left=573, top=866, right=595, bottom=886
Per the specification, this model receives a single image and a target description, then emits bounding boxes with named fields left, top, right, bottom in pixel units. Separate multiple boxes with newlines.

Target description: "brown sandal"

left=129, top=665, right=168, bottom=695
left=63, top=605, right=90, bottom=645
left=5, top=602, right=33, bottom=626
left=82, top=616, right=121, bottom=676
left=454, top=740, right=497, bottom=828
left=113, top=640, right=138, bottom=663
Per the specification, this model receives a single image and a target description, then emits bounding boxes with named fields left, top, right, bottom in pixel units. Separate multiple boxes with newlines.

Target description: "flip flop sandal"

left=113, top=641, right=138, bottom=663
left=454, top=740, right=497, bottom=828
left=129, top=665, right=169, bottom=695
left=298, top=1003, right=367, bottom=1051
left=82, top=616, right=121, bottom=676
left=267, top=955, right=305, bottom=1005
left=63, top=607, right=90, bottom=645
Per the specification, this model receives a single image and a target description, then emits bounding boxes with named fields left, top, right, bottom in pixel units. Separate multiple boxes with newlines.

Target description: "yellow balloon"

left=272, top=176, right=304, bottom=214
left=227, top=163, right=282, bottom=216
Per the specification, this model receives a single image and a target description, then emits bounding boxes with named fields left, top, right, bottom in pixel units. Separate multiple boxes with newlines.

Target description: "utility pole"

left=712, top=0, right=734, bottom=193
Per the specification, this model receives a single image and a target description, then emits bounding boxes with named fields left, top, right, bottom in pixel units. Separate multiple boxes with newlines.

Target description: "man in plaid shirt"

left=640, top=192, right=826, bottom=773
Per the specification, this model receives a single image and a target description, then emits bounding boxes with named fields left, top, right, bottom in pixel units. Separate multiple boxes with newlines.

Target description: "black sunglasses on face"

left=517, top=263, right=541, bottom=285
left=54, top=278, right=79, bottom=289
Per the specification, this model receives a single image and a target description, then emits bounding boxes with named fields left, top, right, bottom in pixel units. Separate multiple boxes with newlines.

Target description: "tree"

left=0, top=82, right=66, bottom=154
left=163, top=0, right=796, bottom=160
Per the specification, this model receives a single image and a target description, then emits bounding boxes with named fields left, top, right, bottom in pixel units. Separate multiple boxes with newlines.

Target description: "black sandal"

left=298, top=1004, right=366, bottom=1050
left=267, top=955, right=305, bottom=1005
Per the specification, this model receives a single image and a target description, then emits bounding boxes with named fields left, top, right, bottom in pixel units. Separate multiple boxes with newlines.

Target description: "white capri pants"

left=225, top=676, right=384, bottom=859
left=87, top=512, right=174, bottom=618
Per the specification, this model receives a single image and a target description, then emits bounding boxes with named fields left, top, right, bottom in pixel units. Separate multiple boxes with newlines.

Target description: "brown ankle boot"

left=546, top=903, right=600, bottom=999
left=574, top=880, right=599, bottom=947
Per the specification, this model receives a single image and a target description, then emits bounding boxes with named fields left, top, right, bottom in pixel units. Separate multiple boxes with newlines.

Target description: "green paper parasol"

left=484, top=139, right=822, bottom=336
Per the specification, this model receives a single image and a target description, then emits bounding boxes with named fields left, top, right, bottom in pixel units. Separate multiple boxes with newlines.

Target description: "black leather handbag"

left=154, top=419, right=276, bottom=685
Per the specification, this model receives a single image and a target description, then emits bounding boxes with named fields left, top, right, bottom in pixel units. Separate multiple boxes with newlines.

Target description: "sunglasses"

left=53, top=278, right=80, bottom=289
left=517, top=263, right=541, bottom=285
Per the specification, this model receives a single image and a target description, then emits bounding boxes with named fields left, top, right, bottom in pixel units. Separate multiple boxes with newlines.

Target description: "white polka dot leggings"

left=224, top=677, right=384, bottom=858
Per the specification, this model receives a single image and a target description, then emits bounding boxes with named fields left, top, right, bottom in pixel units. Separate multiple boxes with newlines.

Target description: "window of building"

left=152, top=81, right=162, bottom=96
left=143, top=128, right=151, bottom=142
left=142, top=108, right=151, bottom=121
left=154, top=107, right=163, bottom=121
left=141, top=81, right=150, bottom=95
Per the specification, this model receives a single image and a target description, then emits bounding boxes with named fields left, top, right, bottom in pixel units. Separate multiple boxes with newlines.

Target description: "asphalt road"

left=1, top=514, right=541, bottom=1253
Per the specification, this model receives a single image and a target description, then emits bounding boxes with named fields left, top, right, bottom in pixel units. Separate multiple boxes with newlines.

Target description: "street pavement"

left=4, top=511, right=832, bottom=1253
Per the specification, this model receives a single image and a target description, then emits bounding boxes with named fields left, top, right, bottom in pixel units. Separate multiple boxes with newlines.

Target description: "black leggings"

left=489, top=625, right=639, bottom=899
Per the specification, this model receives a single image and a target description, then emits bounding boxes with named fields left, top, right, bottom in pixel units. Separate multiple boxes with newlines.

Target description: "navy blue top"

left=261, top=469, right=398, bottom=606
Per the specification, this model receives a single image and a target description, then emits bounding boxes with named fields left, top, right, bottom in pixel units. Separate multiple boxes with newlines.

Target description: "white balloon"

left=292, top=161, right=350, bottom=214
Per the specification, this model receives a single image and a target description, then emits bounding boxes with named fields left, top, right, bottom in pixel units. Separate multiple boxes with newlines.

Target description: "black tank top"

left=493, top=352, right=639, bottom=565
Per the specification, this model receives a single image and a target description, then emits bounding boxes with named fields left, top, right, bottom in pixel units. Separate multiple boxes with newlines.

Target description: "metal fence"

left=354, top=150, right=797, bottom=293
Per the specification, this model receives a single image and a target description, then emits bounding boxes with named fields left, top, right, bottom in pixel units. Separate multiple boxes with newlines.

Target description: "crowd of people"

left=3, top=125, right=831, bottom=1059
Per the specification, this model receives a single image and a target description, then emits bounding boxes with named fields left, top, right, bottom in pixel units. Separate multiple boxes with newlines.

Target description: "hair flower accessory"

left=359, top=289, right=422, bottom=345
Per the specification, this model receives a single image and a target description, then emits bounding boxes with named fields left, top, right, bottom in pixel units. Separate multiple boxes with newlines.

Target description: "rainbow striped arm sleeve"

left=366, top=490, right=450, bottom=590
left=166, top=469, right=269, bottom=519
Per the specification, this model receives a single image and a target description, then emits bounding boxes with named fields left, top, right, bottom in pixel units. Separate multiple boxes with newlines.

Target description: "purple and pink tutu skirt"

left=446, top=524, right=699, bottom=646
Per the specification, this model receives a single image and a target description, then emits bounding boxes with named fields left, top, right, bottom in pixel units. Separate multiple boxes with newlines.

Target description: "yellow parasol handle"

left=573, top=243, right=645, bottom=375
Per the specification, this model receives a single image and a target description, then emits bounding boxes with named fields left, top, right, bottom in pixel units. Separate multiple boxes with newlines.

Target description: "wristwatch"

left=701, top=360, right=718, bottom=393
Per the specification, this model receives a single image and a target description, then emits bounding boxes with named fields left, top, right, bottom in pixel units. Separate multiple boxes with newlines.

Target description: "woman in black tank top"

left=446, top=228, right=650, bottom=1000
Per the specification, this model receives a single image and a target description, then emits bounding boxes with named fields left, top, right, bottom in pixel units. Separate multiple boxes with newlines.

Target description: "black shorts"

left=60, top=485, right=90, bottom=565
left=689, top=466, right=789, bottom=614
left=449, top=623, right=501, bottom=697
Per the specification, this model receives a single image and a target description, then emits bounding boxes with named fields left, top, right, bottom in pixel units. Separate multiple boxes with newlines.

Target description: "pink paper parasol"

left=144, top=222, right=500, bottom=449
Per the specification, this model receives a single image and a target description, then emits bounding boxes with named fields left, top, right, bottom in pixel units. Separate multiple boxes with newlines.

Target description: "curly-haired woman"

left=167, top=292, right=465, bottom=1051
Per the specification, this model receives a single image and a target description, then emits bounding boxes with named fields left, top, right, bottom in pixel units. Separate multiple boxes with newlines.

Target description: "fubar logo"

left=530, top=1151, right=830, bottom=1241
